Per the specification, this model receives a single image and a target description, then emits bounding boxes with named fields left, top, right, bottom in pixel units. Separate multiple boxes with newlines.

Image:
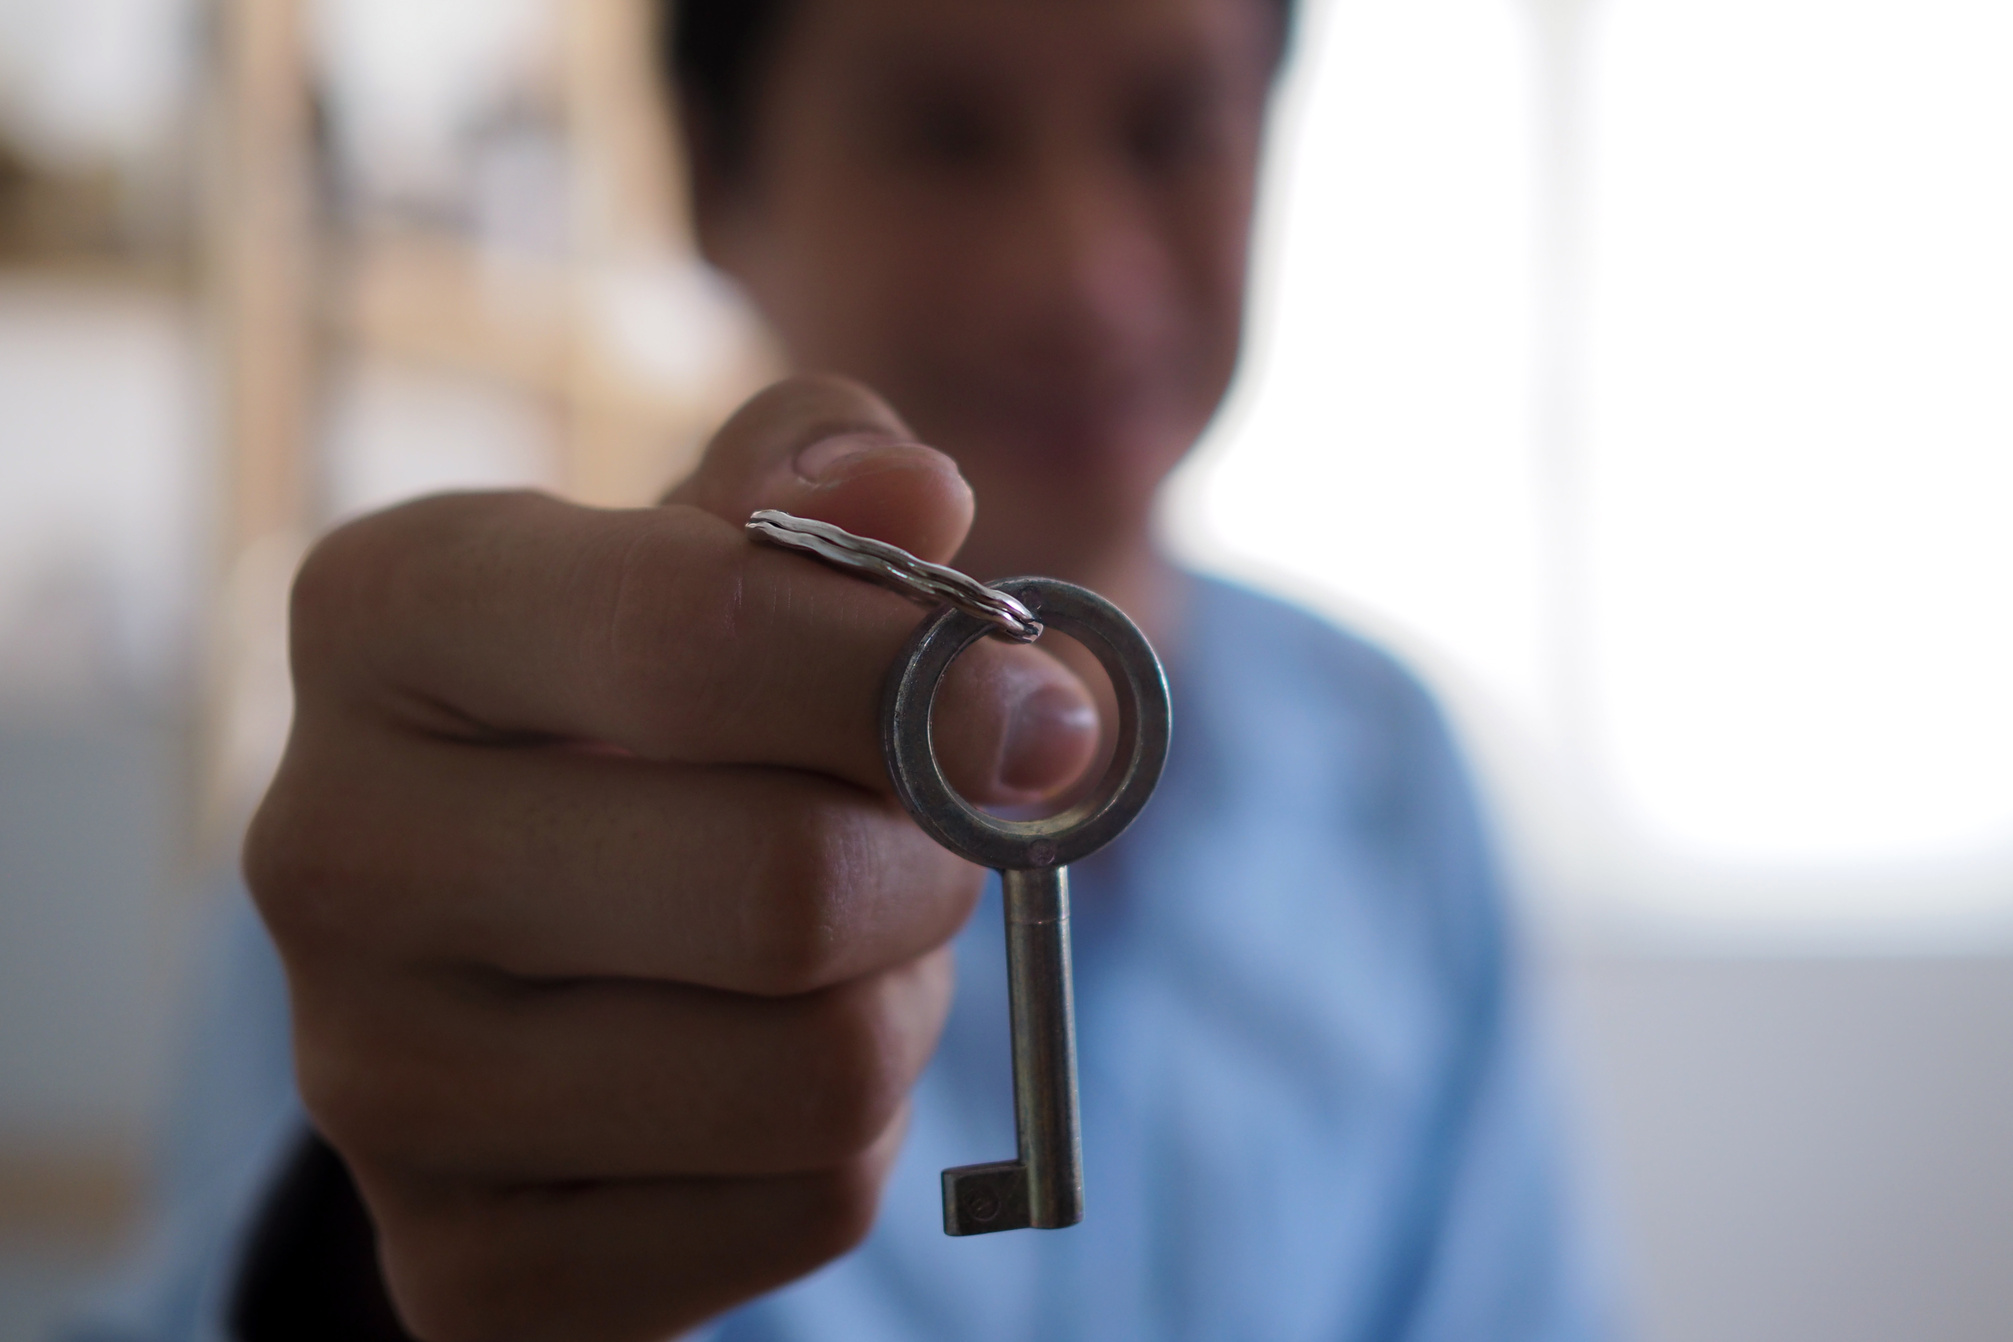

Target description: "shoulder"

left=1172, top=574, right=1501, bottom=951
left=1145, top=575, right=1511, bottom=1045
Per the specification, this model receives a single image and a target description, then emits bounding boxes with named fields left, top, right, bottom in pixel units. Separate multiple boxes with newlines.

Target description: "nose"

left=1000, top=152, right=1169, bottom=360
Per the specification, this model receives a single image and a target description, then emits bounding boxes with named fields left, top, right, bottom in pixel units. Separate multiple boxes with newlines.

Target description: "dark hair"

left=662, top=0, right=802, bottom=181
left=661, top=0, right=1297, bottom=182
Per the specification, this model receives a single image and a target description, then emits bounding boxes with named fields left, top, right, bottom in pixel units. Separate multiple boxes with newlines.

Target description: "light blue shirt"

left=70, top=577, right=1616, bottom=1341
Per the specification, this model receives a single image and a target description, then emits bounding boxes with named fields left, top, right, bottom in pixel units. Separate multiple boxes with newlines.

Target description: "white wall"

left=1554, top=951, right=2013, bottom=1342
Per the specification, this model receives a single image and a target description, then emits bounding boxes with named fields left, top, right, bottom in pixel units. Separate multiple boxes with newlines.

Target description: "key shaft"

left=1005, top=866, right=1083, bottom=1226
left=942, top=867, right=1083, bottom=1234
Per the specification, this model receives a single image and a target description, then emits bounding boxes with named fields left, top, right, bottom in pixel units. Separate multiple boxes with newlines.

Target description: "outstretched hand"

left=245, top=375, right=1099, bottom=1341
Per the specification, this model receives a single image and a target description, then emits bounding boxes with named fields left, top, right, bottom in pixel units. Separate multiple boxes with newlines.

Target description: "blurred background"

left=0, top=0, right=2007, bottom=1337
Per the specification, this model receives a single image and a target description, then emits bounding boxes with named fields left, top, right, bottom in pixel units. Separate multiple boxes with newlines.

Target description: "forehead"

left=775, top=0, right=1277, bottom=94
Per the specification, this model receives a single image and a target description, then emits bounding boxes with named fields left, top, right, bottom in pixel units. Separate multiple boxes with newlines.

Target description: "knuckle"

left=291, top=491, right=544, bottom=695
left=240, top=769, right=380, bottom=953
left=286, top=509, right=397, bottom=669
left=790, top=1151, right=892, bottom=1266
left=374, top=1226, right=510, bottom=1342
left=795, top=987, right=910, bottom=1161
left=292, top=1003, right=442, bottom=1167
left=241, top=786, right=332, bottom=946
left=600, top=523, right=750, bottom=754
left=384, top=1259, right=524, bottom=1342
left=740, top=801, right=873, bottom=996
left=238, top=790, right=295, bottom=918
left=293, top=1037, right=389, bottom=1157
left=285, top=528, right=352, bottom=645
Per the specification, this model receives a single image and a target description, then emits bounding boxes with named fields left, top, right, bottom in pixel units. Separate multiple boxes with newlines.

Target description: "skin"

left=699, top=0, right=1276, bottom=626
left=244, top=1, right=1277, bottom=1338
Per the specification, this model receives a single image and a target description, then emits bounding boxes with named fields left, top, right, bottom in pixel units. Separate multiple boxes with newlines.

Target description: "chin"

left=896, top=371, right=1208, bottom=535
left=953, top=421, right=1185, bottom=572
left=974, top=400, right=1198, bottom=484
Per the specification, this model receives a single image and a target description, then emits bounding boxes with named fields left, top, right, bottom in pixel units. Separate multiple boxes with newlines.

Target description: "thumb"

left=667, top=374, right=1099, bottom=803
left=665, top=373, right=975, bottom=565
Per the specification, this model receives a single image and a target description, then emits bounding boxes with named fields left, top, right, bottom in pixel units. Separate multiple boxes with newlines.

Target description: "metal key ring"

left=882, top=577, right=1172, bottom=871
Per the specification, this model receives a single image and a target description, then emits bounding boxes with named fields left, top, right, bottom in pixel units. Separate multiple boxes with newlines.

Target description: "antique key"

left=747, top=510, right=1172, bottom=1236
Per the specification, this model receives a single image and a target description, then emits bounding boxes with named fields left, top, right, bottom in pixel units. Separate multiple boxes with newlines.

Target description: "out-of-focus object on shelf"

left=0, top=0, right=198, bottom=269
left=314, top=0, right=773, bottom=510
left=194, top=0, right=775, bottom=841
left=0, top=0, right=773, bottom=1252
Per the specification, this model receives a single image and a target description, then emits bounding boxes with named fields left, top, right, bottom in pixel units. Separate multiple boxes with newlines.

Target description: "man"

left=76, top=0, right=1614, bottom=1338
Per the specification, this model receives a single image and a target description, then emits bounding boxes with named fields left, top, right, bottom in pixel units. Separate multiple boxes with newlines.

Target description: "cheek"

left=738, top=165, right=931, bottom=371
left=757, top=230, right=902, bottom=368
left=1162, top=189, right=1257, bottom=402
left=790, top=216, right=995, bottom=392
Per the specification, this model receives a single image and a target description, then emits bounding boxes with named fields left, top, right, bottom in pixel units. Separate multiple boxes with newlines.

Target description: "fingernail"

left=999, top=683, right=1100, bottom=794
left=794, top=432, right=887, bottom=482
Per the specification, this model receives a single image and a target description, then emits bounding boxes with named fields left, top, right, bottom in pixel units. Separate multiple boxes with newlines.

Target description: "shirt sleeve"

left=59, top=888, right=308, bottom=1342
left=1396, top=935, right=1623, bottom=1341
left=1378, top=687, right=1625, bottom=1342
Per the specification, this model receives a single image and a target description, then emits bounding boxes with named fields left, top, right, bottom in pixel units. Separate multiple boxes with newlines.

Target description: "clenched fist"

left=244, top=376, right=1099, bottom=1341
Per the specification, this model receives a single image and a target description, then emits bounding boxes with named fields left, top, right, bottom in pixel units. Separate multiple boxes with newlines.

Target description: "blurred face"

left=699, top=0, right=1278, bottom=580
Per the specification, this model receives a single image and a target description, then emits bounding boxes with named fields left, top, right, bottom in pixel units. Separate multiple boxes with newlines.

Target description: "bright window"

left=1167, top=0, right=2013, bottom=933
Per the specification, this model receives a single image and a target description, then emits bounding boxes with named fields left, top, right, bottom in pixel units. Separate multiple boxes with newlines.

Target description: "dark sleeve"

left=229, top=1131, right=417, bottom=1342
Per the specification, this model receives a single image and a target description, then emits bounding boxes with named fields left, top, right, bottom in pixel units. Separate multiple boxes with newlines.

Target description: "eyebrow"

left=842, top=25, right=1250, bottom=118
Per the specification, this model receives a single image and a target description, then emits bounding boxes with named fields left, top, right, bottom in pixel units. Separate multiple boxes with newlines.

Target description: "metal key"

left=746, top=512, right=1172, bottom=1237
left=883, top=577, right=1171, bottom=1235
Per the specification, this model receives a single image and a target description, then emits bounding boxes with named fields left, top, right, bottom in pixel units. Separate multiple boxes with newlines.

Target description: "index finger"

left=288, top=490, right=1093, bottom=803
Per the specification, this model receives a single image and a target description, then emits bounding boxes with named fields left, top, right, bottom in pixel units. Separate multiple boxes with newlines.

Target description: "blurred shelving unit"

left=200, top=0, right=773, bottom=841
left=0, top=0, right=772, bottom=1255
